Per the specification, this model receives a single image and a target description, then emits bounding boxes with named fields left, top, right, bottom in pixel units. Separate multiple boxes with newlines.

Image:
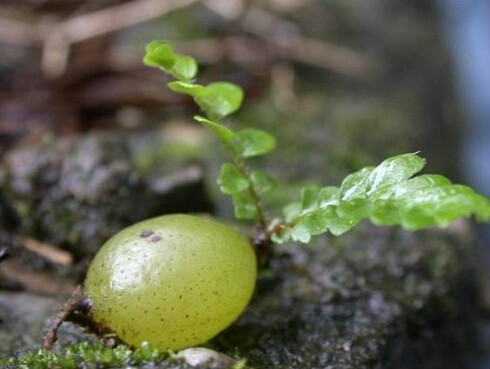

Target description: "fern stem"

left=224, top=141, right=268, bottom=231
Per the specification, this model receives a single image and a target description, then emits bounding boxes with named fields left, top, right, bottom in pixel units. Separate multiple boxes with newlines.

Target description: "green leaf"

left=370, top=174, right=451, bottom=200
left=196, top=82, right=244, bottom=121
left=275, top=153, right=490, bottom=243
left=322, top=207, right=357, bottom=236
left=290, top=223, right=314, bottom=243
left=366, top=153, right=426, bottom=194
left=250, top=170, right=277, bottom=194
left=169, top=82, right=243, bottom=121
left=340, top=167, right=374, bottom=201
left=283, top=202, right=301, bottom=223
left=168, top=81, right=205, bottom=95
left=217, top=163, right=249, bottom=195
left=232, top=192, right=258, bottom=220
left=275, top=185, right=341, bottom=243
left=171, top=54, right=198, bottom=81
left=372, top=184, right=490, bottom=229
left=317, top=186, right=340, bottom=207
left=143, top=41, right=197, bottom=81
left=143, top=41, right=175, bottom=69
left=300, top=185, right=322, bottom=211
left=291, top=210, right=330, bottom=243
left=218, top=167, right=275, bottom=221
left=194, top=115, right=234, bottom=143
left=232, top=129, right=276, bottom=157
left=340, top=153, right=425, bottom=200
left=337, top=198, right=369, bottom=225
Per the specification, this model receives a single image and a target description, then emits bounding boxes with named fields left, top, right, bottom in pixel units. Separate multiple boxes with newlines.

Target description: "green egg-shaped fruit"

left=84, top=214, right=257, bottom=350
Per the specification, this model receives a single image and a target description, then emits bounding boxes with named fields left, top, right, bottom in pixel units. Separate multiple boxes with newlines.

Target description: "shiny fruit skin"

left=84, top=214, right=257, bottom=350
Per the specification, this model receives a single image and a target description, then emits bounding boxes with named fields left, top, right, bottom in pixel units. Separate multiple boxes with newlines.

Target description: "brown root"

left=43, top=285, right=85, bottom=350
left=43, top=285, right=121, bottom=350
left=253, top=227, right=274, bottom=268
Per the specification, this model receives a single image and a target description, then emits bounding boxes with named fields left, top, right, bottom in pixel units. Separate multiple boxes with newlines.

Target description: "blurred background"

left=0, top=0, right=489, bottom=367
left=2, top=0, right=489, bottom=245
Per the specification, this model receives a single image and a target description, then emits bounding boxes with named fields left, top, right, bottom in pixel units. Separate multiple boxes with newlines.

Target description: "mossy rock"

left=1, top=225, right=485, bottom=368
left=0, top=130, right=213, bottom=259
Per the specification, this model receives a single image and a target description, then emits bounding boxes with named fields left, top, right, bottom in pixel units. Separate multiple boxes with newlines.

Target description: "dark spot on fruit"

left=151, top=236, right=162, bottom=243
left=140, top=229, right=154, bottom=238
left=76, top=297, right=93, bottom=314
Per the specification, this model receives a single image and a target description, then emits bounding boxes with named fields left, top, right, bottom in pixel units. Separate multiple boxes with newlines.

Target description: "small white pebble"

left=178, top=347, right=235, bottom=368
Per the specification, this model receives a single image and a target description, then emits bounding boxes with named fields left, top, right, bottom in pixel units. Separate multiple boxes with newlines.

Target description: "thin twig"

left=112, top=33, right=371, bottom=78
left=0, top=0, right=199, bottom=46
left=1, top=0, right=200, bottom=77
left=20, top=237, right=74, bottom=266
left=2, top=2, right=372, bottom=78
left=58, top=0, right=199, bottom=44
left=202, top=3, right=373, bottom=78
left=242, top=7, right=372, bottom=77
left=1, top=261, right=77, bottom=294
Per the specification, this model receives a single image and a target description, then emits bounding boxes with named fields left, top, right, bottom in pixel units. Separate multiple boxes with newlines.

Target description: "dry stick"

left=57, top=0, right=199, bottom=44
left=21, top=237, right=74, bottom=266
left=1, top=261, right=77, bottom=294
left=43, top=285, right=84, bottom=350
left=202, top=3, right=373, bottom=78
left=110, top=35, right=369, bottom=79
left=0, top=0, right=199, bottom=46
left=242, top=7, right=373, bottom=78
left=2, top=4, right=372, bottom=79
left=0, top=0, right=199, bottom=76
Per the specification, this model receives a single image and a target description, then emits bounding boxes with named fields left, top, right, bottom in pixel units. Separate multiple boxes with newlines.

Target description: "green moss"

left=233, top=358, right=248, bottom=369
left=1, top=341, right=168, bottom=369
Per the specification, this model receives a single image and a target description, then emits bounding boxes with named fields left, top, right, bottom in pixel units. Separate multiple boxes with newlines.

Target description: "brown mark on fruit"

left=151, top=236, right=162, bottom=243
left=140, top=229, right=154, bottom=238
left=76, top=296, right=93, bottom=314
